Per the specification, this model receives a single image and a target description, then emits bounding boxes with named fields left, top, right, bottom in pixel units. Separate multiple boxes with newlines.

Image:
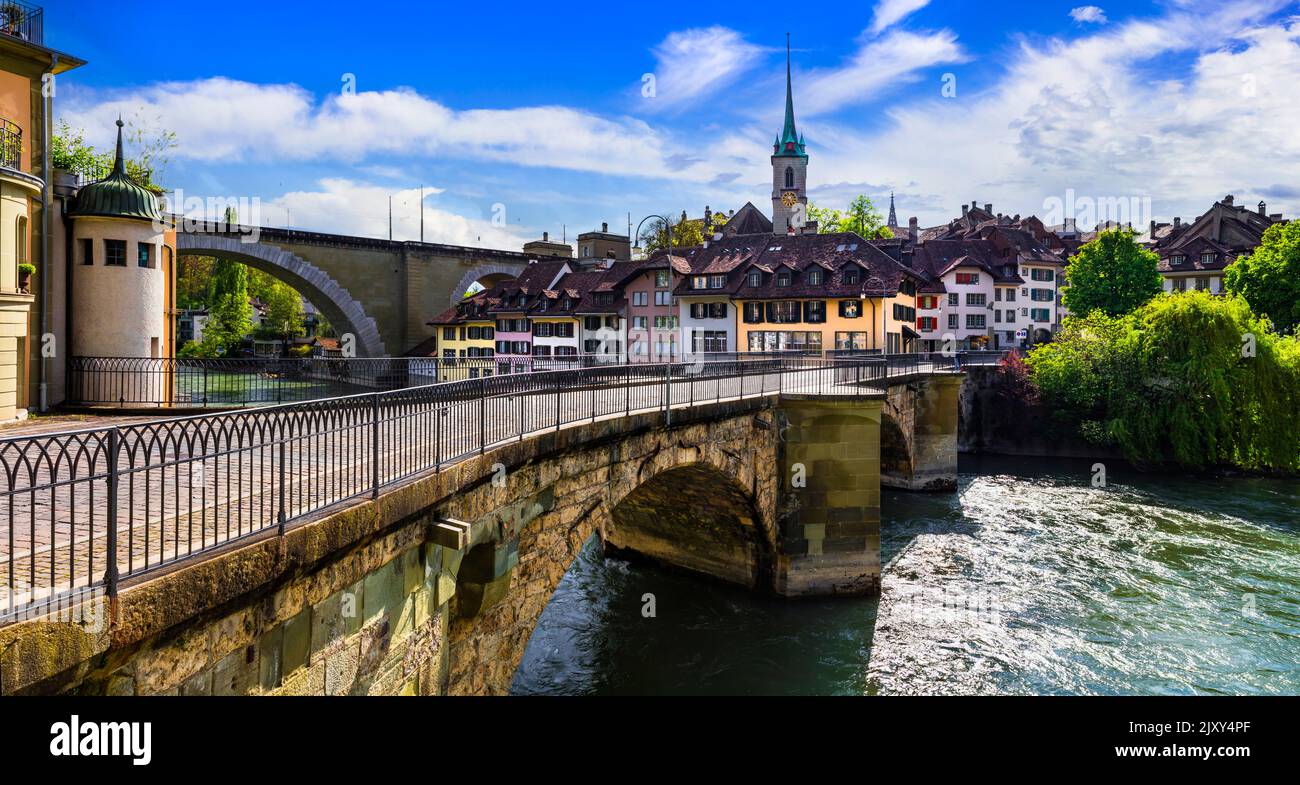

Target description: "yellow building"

left=726, top=234, right=921, bottom=355
left=425, top=292, right=496, bottom=380
left=0, top=12, right=85, bottom=421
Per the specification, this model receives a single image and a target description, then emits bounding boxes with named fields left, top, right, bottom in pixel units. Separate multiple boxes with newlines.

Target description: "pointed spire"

left=112, top=116, right=127, bottom=177
left=888, top=192, right=898, bottom=227
left=774, top=34, right=806, bottom=158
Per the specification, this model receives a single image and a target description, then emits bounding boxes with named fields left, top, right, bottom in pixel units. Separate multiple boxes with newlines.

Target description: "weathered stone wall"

left=882, top=376, right=963, bottom=491
left=957, top=367, right=1120, bottom=459
left=443, top=405, right=781, bottom=695
left=775, top=397, right=884, bottom=596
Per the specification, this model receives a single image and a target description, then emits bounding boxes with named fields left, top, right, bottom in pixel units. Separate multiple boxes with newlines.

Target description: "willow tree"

left=1028, top=291, right=1300, bottom=471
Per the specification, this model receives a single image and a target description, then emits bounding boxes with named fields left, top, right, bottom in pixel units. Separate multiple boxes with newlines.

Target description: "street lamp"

left=631, top=214, right=674, bottom=363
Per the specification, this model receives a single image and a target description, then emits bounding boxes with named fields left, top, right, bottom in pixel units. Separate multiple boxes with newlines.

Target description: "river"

left=512, top=455, right=1300, bottom=695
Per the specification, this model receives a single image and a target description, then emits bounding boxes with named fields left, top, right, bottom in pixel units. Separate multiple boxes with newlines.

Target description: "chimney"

left=971, top=200, right=978, bottom=210
left=704, top=205, right=712, bottom=228
left=601, top=222, right=608, bottom=232
left=984, top=203, right=993, bottom=214
left=1174, top=217, right=1181, bottom=229
left=1149, top=221, right=1156, bottom=237
left=908, top=216, right=918, bottom=245
left=1223, top=195, right=1234, bottom=206
left=681, top=210, right=688, bottom=223
left=962, top=204, right=969, bottom=217
left=543, top=231, right=549, bottom=242
left=1259, top=201, right=1267, bottom=216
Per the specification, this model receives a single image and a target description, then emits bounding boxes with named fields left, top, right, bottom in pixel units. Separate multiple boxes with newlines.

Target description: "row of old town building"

left=416, top=190, right=1287, bottom=377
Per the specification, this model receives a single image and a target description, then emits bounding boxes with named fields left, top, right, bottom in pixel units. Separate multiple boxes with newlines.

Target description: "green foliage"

left=176, top=256, right=215, bottom=310
left=17, top=262, right=35, bottom=276
left=639, top=214, right=705, bottom=253
left=1027, top=291, right=1300, bottom=472
left=51, top=116, right=176, bottom=194
left=1223, top=220, right=1300, bottom=335
left=807, top=195, right=891, bottom=239
left=197, top=260, right=253, bottom=357
left=1062, top=228, right=1164, bottom=317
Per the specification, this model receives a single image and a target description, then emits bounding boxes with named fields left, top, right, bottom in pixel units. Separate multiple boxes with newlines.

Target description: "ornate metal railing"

left=66, top=351, right=1009, bottom=408
left=0, top=119, right=21, bottom=171
left=0, top=1, right=41, bottom=46
left=6, top=351, right=1007, bottom=623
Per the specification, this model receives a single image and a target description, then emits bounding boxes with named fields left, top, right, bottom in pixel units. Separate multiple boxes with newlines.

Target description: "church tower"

left=771, top=34, right=808, bottom=235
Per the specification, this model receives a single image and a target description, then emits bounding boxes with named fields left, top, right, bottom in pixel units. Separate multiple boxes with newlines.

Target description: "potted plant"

left=17, top=262, right=34, bottom=293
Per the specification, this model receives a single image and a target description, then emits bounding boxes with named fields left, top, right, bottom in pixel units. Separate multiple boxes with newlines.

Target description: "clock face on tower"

left=781, top=191, right=798, bottom=208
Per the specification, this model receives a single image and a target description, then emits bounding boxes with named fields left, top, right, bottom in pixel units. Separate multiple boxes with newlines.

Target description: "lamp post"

left=631, top=214, right=674, bottom=363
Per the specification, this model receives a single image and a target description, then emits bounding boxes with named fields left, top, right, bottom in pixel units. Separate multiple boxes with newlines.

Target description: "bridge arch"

left=176, top=234, right=386, bottom=357
left=448, top=263, right=522, bottom=306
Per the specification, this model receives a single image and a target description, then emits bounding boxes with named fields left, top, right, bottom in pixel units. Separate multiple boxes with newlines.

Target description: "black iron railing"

left=66, top=351, right=1009, bottom=408
left=0, top=119, right=21, bottom=171
left=6, top=351, right=1006, bottom=623
left=0, top=1, right=41, bottom=46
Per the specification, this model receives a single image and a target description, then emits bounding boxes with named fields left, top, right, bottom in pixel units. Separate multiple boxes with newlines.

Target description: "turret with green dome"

left=69, top=119, right=161, bottom=222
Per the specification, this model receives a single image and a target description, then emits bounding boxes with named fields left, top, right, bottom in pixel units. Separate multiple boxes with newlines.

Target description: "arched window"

left=784, top=167, right=794, bottom=189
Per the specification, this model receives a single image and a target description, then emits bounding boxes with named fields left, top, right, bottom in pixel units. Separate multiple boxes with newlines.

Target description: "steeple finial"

left=773, top=33, right=805, bottom=157
left=888, top=192, right=898, bottom=227
left=112, top=116, right=127, bottom=177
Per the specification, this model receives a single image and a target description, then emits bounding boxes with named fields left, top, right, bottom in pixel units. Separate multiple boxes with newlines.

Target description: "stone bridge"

left=0, top=365, right=972, bottom=696
left=177, top=223, right=533, bottom=356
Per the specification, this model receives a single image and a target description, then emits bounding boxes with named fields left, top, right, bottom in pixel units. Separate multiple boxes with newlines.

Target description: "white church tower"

left=771, top=34, right=809, bottom=235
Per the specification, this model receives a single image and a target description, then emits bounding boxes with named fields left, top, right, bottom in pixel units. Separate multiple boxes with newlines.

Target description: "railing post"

left=435, top=407, right=444, bottom=472
left=555, top=373, right=561, bottom=431
left=371, top=393, right=381, bottom=499
left=664, top=363, right=672, bottom=426
left=479, top=377, right=487, bottom=454
left=277, top=436, right=287, bottom=536
left=203, top=364, right=209, bottom=407
left=105, top=428, right=120, bottom=599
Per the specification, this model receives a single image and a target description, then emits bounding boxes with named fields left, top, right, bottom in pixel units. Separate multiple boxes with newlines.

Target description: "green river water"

left=512, top=455, right=1300, bottom=695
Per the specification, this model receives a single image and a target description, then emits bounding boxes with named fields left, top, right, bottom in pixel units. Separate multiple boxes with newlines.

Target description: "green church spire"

left=774, top=33, right=806, bottom=158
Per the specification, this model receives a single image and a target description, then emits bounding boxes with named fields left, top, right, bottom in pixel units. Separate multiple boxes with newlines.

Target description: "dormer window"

left=776, top=272, right=791, bottom=287
left=1171, top=254, right=1186, bottom=265
left=747, top=271, right=762, bottom=287
left=692, top=276, right=708, bottom=290
left=1201, top=252, right=1216, bottom=265
left=844, top=267, right=860, bottom=285
left=807, top=268, right=823, bottom=286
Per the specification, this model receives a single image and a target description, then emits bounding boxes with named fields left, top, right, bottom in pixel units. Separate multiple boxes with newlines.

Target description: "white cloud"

left=870, top=0, right=933, bottom=35
left=257, top=180, right=532, bottom=249
left=1069, top=6, right=1109, bottom=25
left=647, top=26, right=764, bottom=109
left=60, top=78, right=711, bottom=180
left=799, top=29, right=966, bottom=117
left=794, top=1, right=1300, bottom=227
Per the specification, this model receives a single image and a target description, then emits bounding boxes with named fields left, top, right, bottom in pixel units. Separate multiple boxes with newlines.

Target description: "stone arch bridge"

left=177, top=223, right=532, bottom=357
left=0, top=365, right=969, bottom=696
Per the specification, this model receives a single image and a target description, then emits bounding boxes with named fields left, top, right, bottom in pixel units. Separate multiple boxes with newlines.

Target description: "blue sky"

left=46, top=0, right=1300, bottom=249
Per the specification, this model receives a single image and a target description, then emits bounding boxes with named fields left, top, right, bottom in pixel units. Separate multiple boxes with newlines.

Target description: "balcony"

left=0, top=118, right=18, bottom=170
left=0, top=2, right=43, bottom=46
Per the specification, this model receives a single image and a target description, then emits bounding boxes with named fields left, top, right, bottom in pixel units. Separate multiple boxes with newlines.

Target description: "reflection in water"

left=512, top=456, right=1300, bottom=695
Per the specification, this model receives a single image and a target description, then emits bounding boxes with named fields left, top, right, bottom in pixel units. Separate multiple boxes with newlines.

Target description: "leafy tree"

left=198, top=260, right=253, bottom=356
left=639, top=214, right=705, bottom=254
left=1223, top=220, right=1300, bottom=335
left=1027, top=292, right=1300, bottom=471
left=176, top=256, right=215, bottom=309
left=807, top=202, right=845, bottom=233
left=1062, top=228, right=1163, bottom=317
left=51, top=116, right=175, bottom=194
left=807, top=196, right=890, bottom=238
left=258, top=281, right=305, bottom=341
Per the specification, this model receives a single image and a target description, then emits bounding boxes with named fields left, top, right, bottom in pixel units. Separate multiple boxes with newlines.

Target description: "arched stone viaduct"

left=177, top=224, right=532, bottom=357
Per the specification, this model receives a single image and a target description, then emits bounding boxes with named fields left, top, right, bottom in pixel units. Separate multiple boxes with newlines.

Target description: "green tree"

left=807, top=196, right=889, bottom=238
left=260, top=281, right=305, bottom=341
left=639, top=214, right=706, bottom=254
left=1027, top=292, right=1300, bottom=471
left=198, top=260, right=253, bottom=356
left=1223, top=220, right=1300, bottom=335
left=176, top=256, right=215, bottom=310
left=51, top=116, right=176, bottom=194
left=807, top=202, right=845, bottom=233
left=1062, top=228, right=1164, bottom=317
left=842, top=195, right=889, bottom=239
